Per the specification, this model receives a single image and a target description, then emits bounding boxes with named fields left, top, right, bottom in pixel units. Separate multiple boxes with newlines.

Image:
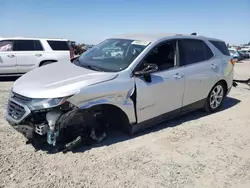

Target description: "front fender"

left=76, top=94, right=136, bottom=124
left=67, top=77, right=136, bottom=124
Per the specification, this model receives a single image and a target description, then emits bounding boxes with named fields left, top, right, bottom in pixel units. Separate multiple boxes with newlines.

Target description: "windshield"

left=74, top=38, right=150, bottom=72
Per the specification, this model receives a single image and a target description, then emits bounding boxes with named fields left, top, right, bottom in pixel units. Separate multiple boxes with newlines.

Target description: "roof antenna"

left=191, top=32, right=197, bottom=35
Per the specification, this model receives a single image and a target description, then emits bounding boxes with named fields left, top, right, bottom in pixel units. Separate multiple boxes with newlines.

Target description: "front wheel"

left=203, top=82, right=226, bottom=112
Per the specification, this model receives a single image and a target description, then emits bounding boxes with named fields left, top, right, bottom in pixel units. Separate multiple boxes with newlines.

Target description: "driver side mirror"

left=134, top=63, right=158, bottom=76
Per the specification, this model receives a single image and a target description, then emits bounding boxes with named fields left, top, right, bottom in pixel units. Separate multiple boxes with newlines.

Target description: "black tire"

left=57, top=109, right=92, bottom=144
left=203, top=82, right=226, bottom=113
left=40, top=61, right=55, bottom=66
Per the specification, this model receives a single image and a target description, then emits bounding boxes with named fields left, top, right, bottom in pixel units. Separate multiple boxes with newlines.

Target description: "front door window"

left=142, top=40, right=177, bottom=72
left=0, top=40, right=13, bottom=52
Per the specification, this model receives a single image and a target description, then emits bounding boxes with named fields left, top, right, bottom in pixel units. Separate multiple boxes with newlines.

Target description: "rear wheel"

left=204, top=82, right=226, bottom=112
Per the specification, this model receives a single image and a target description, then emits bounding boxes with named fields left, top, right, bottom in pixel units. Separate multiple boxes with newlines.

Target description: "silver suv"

left=5, top=33, right=234, bottom=150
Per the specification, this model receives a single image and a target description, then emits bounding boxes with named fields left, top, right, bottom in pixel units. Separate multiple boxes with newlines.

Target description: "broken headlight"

left=28, top=96, right=72, bottom=111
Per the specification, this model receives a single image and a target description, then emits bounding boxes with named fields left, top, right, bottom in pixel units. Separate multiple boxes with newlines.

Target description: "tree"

left=73, top=44, right=87, bottom=55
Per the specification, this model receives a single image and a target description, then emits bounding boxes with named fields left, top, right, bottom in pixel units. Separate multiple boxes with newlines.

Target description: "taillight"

left=70, top=47, right=74, bottom=59
left=231, top=58, right=236, bottom=66
left=68, top=41, right=74, bottom=59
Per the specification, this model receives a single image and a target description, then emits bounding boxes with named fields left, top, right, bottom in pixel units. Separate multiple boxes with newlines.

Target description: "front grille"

left=7, top=100, right=26, bottom=120
left=12, top=92, right=31, bottom=103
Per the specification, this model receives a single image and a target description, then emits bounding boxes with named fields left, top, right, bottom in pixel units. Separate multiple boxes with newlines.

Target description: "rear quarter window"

left=209, top=40, right=230, bottom=56
left=47, top=40, right=70, bottom=51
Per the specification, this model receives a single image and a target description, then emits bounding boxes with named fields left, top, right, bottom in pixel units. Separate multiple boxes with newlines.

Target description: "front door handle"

left=173, top=73, right=184, bottom=79
left=7, top=54, right=15, bottom=58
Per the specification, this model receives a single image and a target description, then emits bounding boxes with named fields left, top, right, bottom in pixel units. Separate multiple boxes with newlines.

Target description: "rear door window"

left=47, top=40, right=70, bottom=51
left=14, top=40, right=35, bottom=51
left=13, top=40, right=43, bottom=51
left=203, top=42, right=214, bottom=60
left=34, top=40, right=43, bottom=51
left=179, top=39, right=209, bottom=66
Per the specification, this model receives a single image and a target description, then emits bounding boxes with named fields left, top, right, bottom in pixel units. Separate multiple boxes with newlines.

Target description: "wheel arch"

left=39, top=60, right=58, bottom=66
left=216, top=79, right=228, bottom=95
left=205, top=79, right=228, bottom=100
left=203, top=79, right=228, bottom=113
left=83, top=103, right=132, bottom=133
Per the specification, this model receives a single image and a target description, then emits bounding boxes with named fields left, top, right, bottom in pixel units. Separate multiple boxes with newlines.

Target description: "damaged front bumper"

left=5, top=92, right=107, bottom=151
left=5, top=93, right=73, bottom=146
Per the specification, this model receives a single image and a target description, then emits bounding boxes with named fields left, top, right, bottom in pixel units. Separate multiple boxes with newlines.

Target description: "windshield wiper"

left=73, top=59, right=103, bottom=72
left=84, top=64, right=104, bottom=72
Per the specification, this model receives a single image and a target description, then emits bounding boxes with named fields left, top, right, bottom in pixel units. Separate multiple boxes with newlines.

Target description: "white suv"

left=0, top=37, right=74, bottom=76
left=5, top=33, right=235, bottom=150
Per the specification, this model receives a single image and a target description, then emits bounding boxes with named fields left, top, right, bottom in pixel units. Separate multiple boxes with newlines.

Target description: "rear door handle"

left=210, top=64, right=217, bottom=69
left=7, top=54, right=15, bottom=58
left=35, top=54, right=42, bottom=57
left=173, top=73, right=184, bottom=79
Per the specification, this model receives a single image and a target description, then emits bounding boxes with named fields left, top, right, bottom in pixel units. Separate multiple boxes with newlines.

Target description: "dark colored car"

left=229, top=49, right=244, bottom=61
left=238, top=51, right=245, bottom=60
left=239, top=50, right=250, bottom=59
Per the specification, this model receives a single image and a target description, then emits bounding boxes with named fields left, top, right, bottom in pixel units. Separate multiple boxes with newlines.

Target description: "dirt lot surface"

left=0, top=60, right=250, bottom=188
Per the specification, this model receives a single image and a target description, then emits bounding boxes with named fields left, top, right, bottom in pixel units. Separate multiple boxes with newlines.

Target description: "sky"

left=1, top=0, right=250, bottom=45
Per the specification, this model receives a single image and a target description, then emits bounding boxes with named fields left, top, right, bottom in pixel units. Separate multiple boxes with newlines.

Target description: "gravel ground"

left=0, top=60, right=250, bottom=188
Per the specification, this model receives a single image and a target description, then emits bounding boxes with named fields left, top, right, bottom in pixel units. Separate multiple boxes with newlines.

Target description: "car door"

left=0, top=40, right=18, bottom=74
left=178, top=38, right=219, bottom=107
left=134, top=40, right=186, bottom=123
left=13, top=40, right=44, bottom=73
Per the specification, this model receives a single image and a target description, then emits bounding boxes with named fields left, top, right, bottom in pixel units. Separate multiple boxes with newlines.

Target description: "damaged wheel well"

left=50, top=103, right=132, bottom=147
left=89, top=104, right=131, bottom=134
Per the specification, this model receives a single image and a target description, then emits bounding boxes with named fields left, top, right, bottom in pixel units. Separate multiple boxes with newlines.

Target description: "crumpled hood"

left=12, top=61, right=118, bottom=98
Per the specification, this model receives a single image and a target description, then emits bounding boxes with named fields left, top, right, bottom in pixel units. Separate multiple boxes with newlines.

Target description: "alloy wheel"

left=209, top=85, right=224, bottom=109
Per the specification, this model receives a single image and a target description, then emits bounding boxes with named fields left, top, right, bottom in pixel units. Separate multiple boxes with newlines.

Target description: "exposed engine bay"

left=6, top=93, right=115, bottom=153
